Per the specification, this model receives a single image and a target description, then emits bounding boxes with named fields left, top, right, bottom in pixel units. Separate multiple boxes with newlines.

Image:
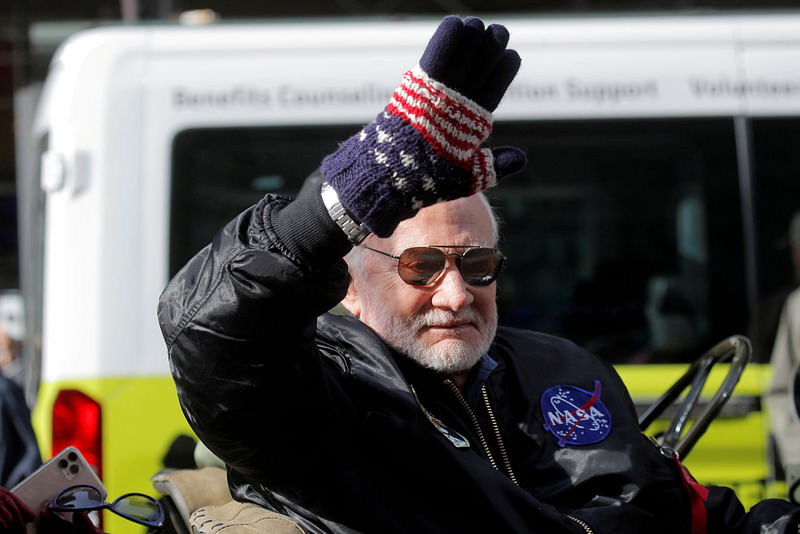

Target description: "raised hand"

left=321, top=16, right=526, bottom=238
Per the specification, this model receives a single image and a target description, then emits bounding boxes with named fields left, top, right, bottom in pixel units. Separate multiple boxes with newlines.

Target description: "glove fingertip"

left=486, top=23, right=510, bottom=49
left=448, top=17, right=489, bottom=91
left=463, top=17, right=486, bottom=33
left=499, top=49, right=522, bottom=77
left=441, top=14, right=464, bottom=26
left=492, top=147, right=527, bottom=179
left=479, top=50, right=522, bottom=111
left=419, top=16, right=464, bottom=79
left=425, top=16, right=464, bottom=53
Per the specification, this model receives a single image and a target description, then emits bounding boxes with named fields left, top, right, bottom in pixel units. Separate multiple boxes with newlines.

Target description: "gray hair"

left=477, top=192, right=501, bottom=246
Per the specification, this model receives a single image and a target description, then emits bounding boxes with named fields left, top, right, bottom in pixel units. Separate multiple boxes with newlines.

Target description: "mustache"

left=410, top=308, right=486, bottom=329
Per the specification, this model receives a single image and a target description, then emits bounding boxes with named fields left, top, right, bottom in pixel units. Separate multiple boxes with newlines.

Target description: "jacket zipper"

left=480, top=386, right=518, bottom=485
left=444, top=381, right=594, bottom=534
left=566, top=514, right=594, bottom=534
left=444, top=379, right=517, bottom=484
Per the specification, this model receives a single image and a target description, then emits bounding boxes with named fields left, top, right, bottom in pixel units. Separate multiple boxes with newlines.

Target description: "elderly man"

left=159, top=16, right=800, bottom=534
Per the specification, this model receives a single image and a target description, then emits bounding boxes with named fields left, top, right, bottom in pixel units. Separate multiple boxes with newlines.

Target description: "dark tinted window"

left=170, top=120, right=749, bottom=364
left=170, top=125, right=358, bottom=274
left=486, top=119, right=742, bottom=364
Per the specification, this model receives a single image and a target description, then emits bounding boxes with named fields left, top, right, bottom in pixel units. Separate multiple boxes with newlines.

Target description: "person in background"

left=765, top=211, right=800, bottom=486
left=160, top=16, right=800, bottom=533
left=0, top=373, right=40, bottom=488
left=0, top=291, right=26, bottom=389
left=0, top=291, right=40, bottom=490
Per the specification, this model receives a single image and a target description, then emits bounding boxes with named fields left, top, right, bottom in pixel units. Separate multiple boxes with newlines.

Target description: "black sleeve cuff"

left=271, top=170, right=354, bottom=268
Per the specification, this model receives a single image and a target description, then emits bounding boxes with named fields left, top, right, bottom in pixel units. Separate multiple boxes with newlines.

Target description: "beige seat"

left=191, top=500, right=304, bottom=534
left=152, top=466, right=303, bottom=534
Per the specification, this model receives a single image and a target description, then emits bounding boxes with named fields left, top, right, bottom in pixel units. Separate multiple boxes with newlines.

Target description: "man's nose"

left=430, top=263, right=474, bottom=311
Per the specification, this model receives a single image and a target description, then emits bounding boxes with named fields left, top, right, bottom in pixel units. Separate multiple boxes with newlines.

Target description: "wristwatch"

left=320, top=181, right=371, bottom=245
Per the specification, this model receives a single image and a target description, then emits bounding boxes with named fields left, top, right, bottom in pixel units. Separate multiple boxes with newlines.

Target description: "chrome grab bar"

left=638, top=335, right=752, bottom=458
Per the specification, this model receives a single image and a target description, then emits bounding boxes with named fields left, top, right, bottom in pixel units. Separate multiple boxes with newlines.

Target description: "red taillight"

left=52, top=389, right=102, bottom=479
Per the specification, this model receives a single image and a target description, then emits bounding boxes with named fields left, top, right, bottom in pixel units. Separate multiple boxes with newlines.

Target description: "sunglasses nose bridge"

left=429, top=259, right=475, bottom=312
left=429, top=254, right=474, bottom=290
left=436, top=252, right=464, bottom=280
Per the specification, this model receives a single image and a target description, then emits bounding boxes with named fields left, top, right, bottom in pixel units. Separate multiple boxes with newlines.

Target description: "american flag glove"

left=321, top=16, right=526, bottom=238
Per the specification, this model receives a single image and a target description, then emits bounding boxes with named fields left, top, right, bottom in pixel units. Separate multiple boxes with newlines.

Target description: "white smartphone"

left=10, top=446, right=106, bottom=534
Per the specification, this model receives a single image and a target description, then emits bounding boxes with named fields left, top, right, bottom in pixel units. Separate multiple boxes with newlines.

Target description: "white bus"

left=15, top=12, right=800, bottom=531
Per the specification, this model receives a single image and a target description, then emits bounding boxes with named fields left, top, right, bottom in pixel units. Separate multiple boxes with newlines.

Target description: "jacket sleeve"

left=157, top=172, right=354, bottom=480
left=703, top=485, right=800, bottom=534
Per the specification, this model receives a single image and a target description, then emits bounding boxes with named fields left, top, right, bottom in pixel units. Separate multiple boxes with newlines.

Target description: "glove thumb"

left=491, top=146, right=527, bottom=179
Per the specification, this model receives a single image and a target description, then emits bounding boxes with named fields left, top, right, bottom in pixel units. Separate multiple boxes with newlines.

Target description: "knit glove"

left=321, top=16, right=525, bottom=238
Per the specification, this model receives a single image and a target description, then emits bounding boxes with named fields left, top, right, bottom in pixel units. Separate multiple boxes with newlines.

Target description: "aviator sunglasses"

left=361, top=245, right=505, bottom=287
left=49, top=484, right=164, bottom=528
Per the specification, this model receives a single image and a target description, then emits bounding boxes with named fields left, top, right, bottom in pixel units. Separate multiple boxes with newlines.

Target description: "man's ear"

left=341, top=278, right=362, bottom=318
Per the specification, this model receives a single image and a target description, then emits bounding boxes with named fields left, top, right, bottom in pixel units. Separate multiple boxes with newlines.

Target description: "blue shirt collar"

left=463, top=353, right=497, bottom=408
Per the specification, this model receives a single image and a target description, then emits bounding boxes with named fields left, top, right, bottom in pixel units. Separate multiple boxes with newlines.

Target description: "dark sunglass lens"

left=397, top=248, right=445, bottom=285
left=461, top=249, right=502, bottom=286
left=55, top=486, right=103, bottom=509
left=116, top=495, right=162, bottom=524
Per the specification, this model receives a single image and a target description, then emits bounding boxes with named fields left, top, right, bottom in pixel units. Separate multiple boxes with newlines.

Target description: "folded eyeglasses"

left=49, top=484, right=164, bottom=528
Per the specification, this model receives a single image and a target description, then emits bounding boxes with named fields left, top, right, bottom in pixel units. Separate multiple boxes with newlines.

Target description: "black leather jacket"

left=158, top=175, right=799, bottom=534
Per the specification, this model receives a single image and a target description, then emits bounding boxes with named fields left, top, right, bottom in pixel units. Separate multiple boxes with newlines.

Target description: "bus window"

left=752, top=117, right=800, bottom=361
left=170, top=119, right=749, bottom=366
left=169, top=125, right=358, bottom=276
left=486, top=118, right=743, bottom=365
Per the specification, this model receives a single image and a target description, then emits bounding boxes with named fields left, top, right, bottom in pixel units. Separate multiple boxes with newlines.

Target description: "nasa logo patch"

left=541, top=380, right=612, bottom=447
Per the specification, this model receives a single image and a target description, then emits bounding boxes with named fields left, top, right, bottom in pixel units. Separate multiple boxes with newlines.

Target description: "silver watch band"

left=320, top=181, right=371, bottom=245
